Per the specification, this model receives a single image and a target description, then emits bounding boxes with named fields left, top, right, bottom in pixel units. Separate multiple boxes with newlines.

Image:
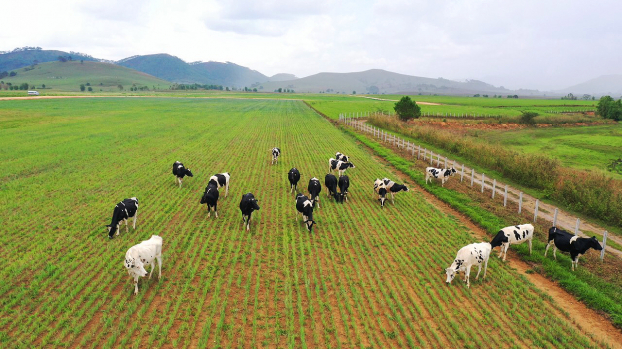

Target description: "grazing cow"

left=337, top=175, right=350, bottom=203
left=387, top=183, right=409, bottom=203
left=295, top=194, right=315, bottom=232
left=373, top=178, right=389, bottom=198
left=172, top=161, right=193, bottom=188
left=308, top=177, right=322, bottom=208
left=377, top=185, right=388, bottom=208
left=271, top=147, right=281, bottom=164
left=490, top=223, right=534, bottom=261
left=288, top=168, right=301, bottom=193
left=324, top=174, right=338, bottom=200
left=200, top=182, right=219, bottom=218
left=239, top=193, right=260, bottom=231
left=544, top=227, right=603, bottom=271
left=329, top=158, right=356, bottom=177
left=106, top=197, right=139, bottom=239
left=208, top=172, right=231, bottom=198
left=425, top=167, right=457, bottom=186
left=445, top=242, right=491, bottom=288
left=335, top=152, right=349, bottom=163
left=124, top=235, right=162, bottom=295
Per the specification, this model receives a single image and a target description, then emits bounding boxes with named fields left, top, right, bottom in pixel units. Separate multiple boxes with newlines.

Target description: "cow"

left=124, top=235, right=162, bottom=295
left=106, top=197, right=139, bottom=239
left=445, top=242, right=491, bottom=288
left=208, top=172, right=231, bottom=198
left=425, top=167, right=457, bottom=186
left=329, top=158, right=356, bottom=177
left=335, top=152, right=349, bottom=163
left=387, top=183, right=409, bottom=204
left=308, top=177, right=322, bottom=208
left=239, top=193, right=260, bottom=231
left=324, top=174, right=338, bottom=200
left=288, top=168, right=301, bottom=193
left=337, top=175, right=350, bottom=203
left=172, top=161, right=193, bottom=188
left=490, top=223, right=534, bottom=261
left=377, top=185, right=388, bottom=208
left=200, top=182, right=219, bottom=218
left=373, top=178, right=389, bottom=198
left=271, top=147, right=281, bottom=165
left=295, top=193, right=315, bottom=232
left=544, top=227, right=603, bottom=271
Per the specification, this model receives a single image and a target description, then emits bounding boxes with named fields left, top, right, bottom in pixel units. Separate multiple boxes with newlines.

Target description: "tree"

left=80, top=84, right=85, bottom=91
left=277, top=88, right=282, bottom=93
left=88, top=86, right=93, bottom=92
left=42, top=84, right=45, bottom=88
left=9, top=72, right=16, bottom=77
left=473, top=94, right=480, bottom=97
left=597, top=96, right=622, bottom=121
left=58, top=56, right=67, bottom=62
left=352, top=91, right=356, bottom=94
left=393, top=96, right=421, bottom=121
left=117, top=84, right=123, bottom=91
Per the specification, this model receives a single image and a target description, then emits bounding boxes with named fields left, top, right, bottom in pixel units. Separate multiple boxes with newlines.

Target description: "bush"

left=519, top=111, right=538, bottom=125
left=597, top=96, right=622, bottom=121
left=394, top=96, right=421, bottom=121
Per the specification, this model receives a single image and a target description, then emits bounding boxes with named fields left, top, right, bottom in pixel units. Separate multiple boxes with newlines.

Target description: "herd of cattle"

left=109, top=150, right=604, bottom=294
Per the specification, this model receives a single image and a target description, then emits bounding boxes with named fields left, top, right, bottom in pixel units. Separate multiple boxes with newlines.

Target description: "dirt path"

left=352, top=119, right=622, bottom=259
left=355, top=95, right=441, bottom=105
left=360, top=136, right=622, bottom=349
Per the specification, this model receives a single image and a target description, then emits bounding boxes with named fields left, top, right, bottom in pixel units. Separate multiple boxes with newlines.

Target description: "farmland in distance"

left=0, top=98, right=607, bottom=348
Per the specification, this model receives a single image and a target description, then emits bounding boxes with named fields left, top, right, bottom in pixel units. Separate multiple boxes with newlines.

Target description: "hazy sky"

left=3, top=0, right=621, bottom=90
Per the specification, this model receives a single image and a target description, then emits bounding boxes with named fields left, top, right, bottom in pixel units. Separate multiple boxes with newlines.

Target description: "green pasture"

left=0, top=97, right=606, bottom=348
left=476, top=124, right=622, bottom=177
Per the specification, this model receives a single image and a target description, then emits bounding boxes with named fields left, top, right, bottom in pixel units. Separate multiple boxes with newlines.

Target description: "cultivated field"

left=0, top=98, right=611, bottom=348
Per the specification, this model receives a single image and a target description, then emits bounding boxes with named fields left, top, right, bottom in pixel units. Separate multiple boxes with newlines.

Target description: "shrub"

left=393, top=96, right=421, bottom=121
left=519, top=111, right=538, bottom=125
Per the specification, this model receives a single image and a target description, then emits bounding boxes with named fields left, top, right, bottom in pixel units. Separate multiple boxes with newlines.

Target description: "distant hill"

left=2, top=60, right=170, bottom=92
left=0, top=49, right=98, bottom=72
left=269, top=73, right=297, bottom=82
left=258, top=69, right=519, bottom=95
left=191, top=61, right=269, bottom=87
left=559, top=75, right=622, bottom=96
left=117, top=54, right=217, bottom=85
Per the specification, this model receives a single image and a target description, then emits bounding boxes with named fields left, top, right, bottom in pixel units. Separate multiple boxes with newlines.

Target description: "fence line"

left=338, top=112, right=609, bottom=259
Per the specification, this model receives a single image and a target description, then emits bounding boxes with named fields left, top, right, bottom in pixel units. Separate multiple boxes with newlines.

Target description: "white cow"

left=425, top=167, right=457, bottom=186
left=490, top=223, right=534, bottom=261
left=124, top=235, right=163, bottom=295
left=445, top=242, right=491, bottom=288
left=271, top=147, right=281, bottom=164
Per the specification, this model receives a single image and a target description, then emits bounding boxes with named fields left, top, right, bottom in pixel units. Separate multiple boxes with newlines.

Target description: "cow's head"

left=445, top=267, right=457, bottom=284
left=185, top=168, right=194, bottom=177
left=250, top=198, right=260, bottom=211
left=304, top=213, right=315, bottom=232
left=347, top=162, right=355, bottom=169
left=341, top=155, right=349, bottom=162
left=106, top=224, right=118, bottom=239
left=450, top=167, right=457, bottom=174
left=589, top=236, right=603, bottom=251
left=335, top=192, right=345, bottom=203
left=125, top=257, right=148, bottom=277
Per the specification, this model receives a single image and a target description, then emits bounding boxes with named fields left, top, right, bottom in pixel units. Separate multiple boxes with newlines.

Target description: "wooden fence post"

left=574, top=218, right=580, bottom=236
left=470, top=169, right=475, bottom=187
left=492, top=179, right=496, bottom=199
left=444, top=157, right=447, bottom=168
left=503, top=185, right=508, bottom=207
left=436, top=154, right=441, bottom=167
left=481, top=173, right=485, bottom=193
left=417, top=145, right=421, bottom=159
left=430, top=151, right=434, bottom=165
left=534, top=199, right=539, bottom=222
left=518, top=192, right=523, bottom=214
left=460, top=164, right=464, bottom=182
left=601, top=231, right=608, bottom=261
left=553, top=208, right=558, bottom=227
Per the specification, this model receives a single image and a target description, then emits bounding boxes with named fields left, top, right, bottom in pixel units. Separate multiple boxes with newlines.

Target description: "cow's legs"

left=483, top=258, right=488, bottom=279
left=214, top=203, right=218, bottom=218
left=391, top=192, right=395, bottom=204
left=544, top=241, right=552, bottom=257
left=475, top=264, right=482, bottom=280
left=503, top=243, right=510, bottom=262
left=207, top=206, right=211, bottom=218
left=528, top=238, right=532, bottom=255
left=133, top=275, right=139, bottom=295
left=225, top=184, right=229, bottom=198
left=157, top=256, right=162, bottom=279
left=465, top=266, right=471, bottom=288
left=133, top=213, right=137, bottom=229
left=553, top=246, right=557, bottom=260
left=149, top=262, right=155, bottom=279
left=179, top=177, right=182, bottom=188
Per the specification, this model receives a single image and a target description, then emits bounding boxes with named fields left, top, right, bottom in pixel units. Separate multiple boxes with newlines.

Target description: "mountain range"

left=0, top=48, right=619, bottom=96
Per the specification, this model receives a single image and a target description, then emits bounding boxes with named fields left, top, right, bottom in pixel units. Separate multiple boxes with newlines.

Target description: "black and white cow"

left=328, top=158, right=356, bottom=177
left=544, top=227, right=603, bottom=271
left=208, top=172, right=231, bottom=198
left=490, top=223, right=534, bottom=261
left=295, top=193, right=315, bottom=232
left=324, top=173, right=338, bottom=200
left=288, top=168, right=301, bottom=193
left=124, top=235, right=162, bottom=295
left=377, top=185, right=388, bottom=208
left=308, top=177, right=322, bottom=208
left=425, top=167, right=457, bottom=187
left=337, top=175, right=350, bottom=203
left=271, top=147, right=281, bottom=165
left=239, top=193, right=260, bottom=231
left=106, top=197, right=139, bottom=239
left=200, top=182, right=219, bottom=218
left=172, top=161, right=193, bottom=188
left=445, top=242, right=491, bottom=288
left=387, top=183, right=409, bottom=203
left=335, top=152, right=349, bottom=163
left=373, top=178, right=390, bottom=198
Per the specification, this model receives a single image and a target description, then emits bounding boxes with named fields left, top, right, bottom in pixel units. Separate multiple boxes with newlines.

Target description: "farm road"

left=353, top=119, right=622, bottom=259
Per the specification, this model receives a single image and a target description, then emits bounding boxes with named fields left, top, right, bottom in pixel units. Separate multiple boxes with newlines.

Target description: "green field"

left=0, top=97, right=611, bottom=348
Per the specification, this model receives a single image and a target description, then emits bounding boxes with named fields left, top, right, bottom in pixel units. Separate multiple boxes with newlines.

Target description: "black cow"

left=308, top=177, right=322, bottom=208
left=208, top=173, right=230, bottom=198
left=271, top=147, right=281, bottom=165
left=328, top=158, right=356, bottom=177
left=337, top=175, right=350, bottom=203
left=324, top=174, right=338, bottom=200
left=172, top=161, right=193, bottom=188
left=239, top=193, right=260, bottom=231
left=378, top=186, right=388, bottom=208
left=106, top=197, right=139, bottom=239
left=544, top=227, right=603, bottom=271
left=335, top=152, right=349, bottom=163
left=200, top=182, right=219, bottom=218
left=387, top=183, right=409, bottom=203
left=295, top=193, right=315, bottom=232
left=288, top=168, right=301, bottom=193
